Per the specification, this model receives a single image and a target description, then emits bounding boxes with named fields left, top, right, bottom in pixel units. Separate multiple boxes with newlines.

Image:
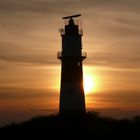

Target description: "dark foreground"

left=0, top=112, right=140, bottom=139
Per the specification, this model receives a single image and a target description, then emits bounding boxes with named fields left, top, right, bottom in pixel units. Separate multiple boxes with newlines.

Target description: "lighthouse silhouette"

left=57, top=14, right=87, bottom=115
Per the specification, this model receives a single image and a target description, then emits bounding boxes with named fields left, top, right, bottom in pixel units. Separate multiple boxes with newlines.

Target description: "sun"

left=83, top=75, right=95, bottom=94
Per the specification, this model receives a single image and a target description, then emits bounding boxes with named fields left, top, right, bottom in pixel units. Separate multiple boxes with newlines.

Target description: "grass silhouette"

left=0, top=111, right=140, bottom=139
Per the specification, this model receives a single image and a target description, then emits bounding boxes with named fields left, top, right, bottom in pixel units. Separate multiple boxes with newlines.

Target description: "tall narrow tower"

left=57, top=14, right=87, bottom=115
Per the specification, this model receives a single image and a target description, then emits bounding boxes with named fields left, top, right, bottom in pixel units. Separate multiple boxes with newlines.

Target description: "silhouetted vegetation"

left=0, top=112, right=140, bottom=139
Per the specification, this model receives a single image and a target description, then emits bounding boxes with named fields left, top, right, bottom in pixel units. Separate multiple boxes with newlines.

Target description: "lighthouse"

left=57, top=14, right=87, bottom=115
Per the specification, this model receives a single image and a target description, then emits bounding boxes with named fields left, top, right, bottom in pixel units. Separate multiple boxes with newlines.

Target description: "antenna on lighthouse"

left=62, top=14, right=81, bottom=19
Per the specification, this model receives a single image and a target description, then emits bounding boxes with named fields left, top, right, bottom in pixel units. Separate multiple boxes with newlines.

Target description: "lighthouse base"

left=59, top=83, right=86, bottom=115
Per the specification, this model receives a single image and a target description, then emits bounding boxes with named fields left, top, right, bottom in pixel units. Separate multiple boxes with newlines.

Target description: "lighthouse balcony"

left=82, top=51, right=87, bottom=59
left=57, top=51, right=87, bottom=59
left=57, top=51, right=63, bottom=59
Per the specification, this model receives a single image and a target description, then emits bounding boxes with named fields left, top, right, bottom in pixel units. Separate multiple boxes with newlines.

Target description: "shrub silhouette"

left=0, top=111, right=140, bottom=139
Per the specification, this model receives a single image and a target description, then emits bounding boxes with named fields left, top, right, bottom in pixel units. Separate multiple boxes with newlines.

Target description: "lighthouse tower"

left=57, top=14, right=87, bottom=115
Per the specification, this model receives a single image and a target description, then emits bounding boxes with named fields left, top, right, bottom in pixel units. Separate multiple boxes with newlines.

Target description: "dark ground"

left=0, top=112, right=140, bottom=139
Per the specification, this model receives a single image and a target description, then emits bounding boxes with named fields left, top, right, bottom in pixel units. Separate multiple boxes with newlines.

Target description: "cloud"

left=87, top=51, right=140, bottom=69
left=87, top=90, right=140, bottom=105
left=1, top=0, right=140, bottom=15
left=0, top=41, right=58, bottom=65
left=0, top=86, right=58, bottom=99
left=0, top=0, right=80, bottom=14
left=0, top=1, right=53, bottom=13
left=0, top=0, right=140, bottom=89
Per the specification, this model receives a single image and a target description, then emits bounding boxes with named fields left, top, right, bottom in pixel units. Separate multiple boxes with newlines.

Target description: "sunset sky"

left=0, top=0, right=140, bottom=126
